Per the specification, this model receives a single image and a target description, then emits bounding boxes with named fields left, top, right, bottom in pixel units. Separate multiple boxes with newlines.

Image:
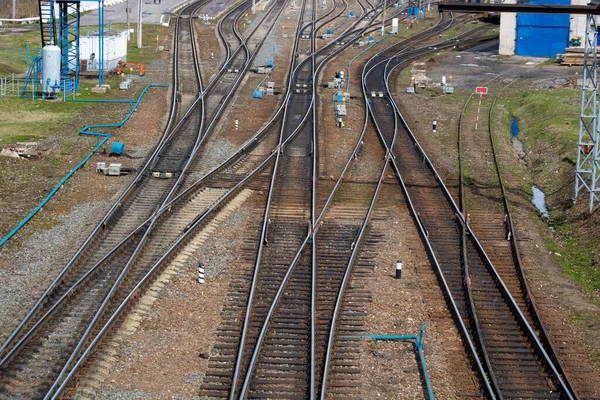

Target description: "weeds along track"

left=458, top=83, right=599, bottom=397
left=364, top=16, right=578, bottom=399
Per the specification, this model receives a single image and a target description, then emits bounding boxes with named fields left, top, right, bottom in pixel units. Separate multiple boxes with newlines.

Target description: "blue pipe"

left=348, top=322, right=434, bottom=400
left=252, top=67, right=274, bottom=98
left=0, top=84, right=167, bottom=248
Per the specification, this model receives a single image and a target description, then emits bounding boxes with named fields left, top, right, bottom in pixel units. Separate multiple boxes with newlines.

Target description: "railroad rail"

left=457, top=81, right=598, bottom=397
left=363, top=17, right=578, bottom=399
left=199, top=0, right=416, bottom=397
left=0, top=0, right=289, bottom=395
left=0, top=3, right=206, bottom=397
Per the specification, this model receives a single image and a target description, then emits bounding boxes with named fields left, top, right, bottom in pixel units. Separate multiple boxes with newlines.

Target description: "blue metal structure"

left=0, top=84, right=167, bottom=248
left=58, top=1, right=80, bottom=89
left=515, top=0, right=570, bottom=57
left=20, top=56, right=42, bottom=98
left=37, top=0, right=105, bottom=91
left=349, top=322, right=434, bottom=400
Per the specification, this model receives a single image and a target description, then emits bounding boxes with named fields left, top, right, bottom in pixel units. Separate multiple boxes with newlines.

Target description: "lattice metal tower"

left=575, top=15, right=600, bottom=211
left=58, top=1, right=80, bottom=89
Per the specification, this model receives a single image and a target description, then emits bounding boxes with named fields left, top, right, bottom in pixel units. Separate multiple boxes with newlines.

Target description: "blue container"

left=111, top=141, right=125, bottom=155
left=337, top=94, right=343, bottom=102
left=253, top=89, right=263, bottom=99
left=349, top=11, right=354, bottom=17
left=266, top=59, right=274, bottom=68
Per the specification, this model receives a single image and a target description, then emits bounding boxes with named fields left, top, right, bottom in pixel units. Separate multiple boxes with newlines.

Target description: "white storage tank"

left=42, top=44, right=61, bottom=96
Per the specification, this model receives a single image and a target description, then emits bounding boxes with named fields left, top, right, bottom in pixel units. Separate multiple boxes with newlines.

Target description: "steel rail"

left=46, top=1, right=297, bottom=395
left=44, top=8, right=210, bottom=396
left=322, top=20, right=477, bottom=396
left=487, top=95, right=579, bottom=398
left=0, top=0, right=205, bottom=362
left=229, top=0, right=315, bottom=395
left=51, top=2, right=334, bottom=391
left=457, top=92, right=504, bottom=398
left=8, top=0, right=394, bottom=392
left=53, top=2, right=326, bottom=396
left=234, top=1, right=407, bottom=396
left=50, top=149, right=278, bottom=400
left=359, top=17, right=500, bottom=398
left=382, top=41, right=576, bottom=399
left=0, top=0, right=284, bottom=367
left=0, top=4, right=207, bottom=398
left=3, top=0, right=405, bottom=372
left=319, top=42, right=402, bottom=393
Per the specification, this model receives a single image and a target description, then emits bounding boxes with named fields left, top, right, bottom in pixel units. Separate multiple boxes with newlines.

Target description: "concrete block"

left=91, top=85, right=107, bottom=94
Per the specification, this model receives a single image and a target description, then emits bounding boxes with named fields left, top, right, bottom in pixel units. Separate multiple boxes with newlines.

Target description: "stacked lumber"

left=557, top=47, right=586, bottom=66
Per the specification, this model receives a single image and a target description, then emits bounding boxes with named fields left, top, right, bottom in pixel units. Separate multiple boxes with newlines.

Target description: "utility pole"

left=12, top=0, right=15, bottom=19
left=127, top=0, right=130, bottom=38
left=381, top=0, right=386, bottom=35
left=137, top=0, right=143, bottom=48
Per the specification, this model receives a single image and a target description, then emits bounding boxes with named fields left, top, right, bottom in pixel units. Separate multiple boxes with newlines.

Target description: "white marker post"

left=395, top=260, right=402, bottom=279
left=198, top=263, right=205, bottom=284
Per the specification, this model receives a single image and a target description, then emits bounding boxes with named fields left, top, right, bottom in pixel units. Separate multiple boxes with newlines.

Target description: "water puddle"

left=532, top=185, right=550, bottom=219
left=511, top=117, right=526, bottom=160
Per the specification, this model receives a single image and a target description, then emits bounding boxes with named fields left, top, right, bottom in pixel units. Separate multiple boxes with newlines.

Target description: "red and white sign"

left=475, top=87, right=488, bottom=95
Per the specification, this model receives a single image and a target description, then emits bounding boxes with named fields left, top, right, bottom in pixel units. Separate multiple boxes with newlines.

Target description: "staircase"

left=39, top=1, right=56, bottom=46
left=20, top=56, right=42, bottom=98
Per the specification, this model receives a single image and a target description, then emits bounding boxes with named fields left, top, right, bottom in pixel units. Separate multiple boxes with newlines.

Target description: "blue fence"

left=0, top=44, right=42, bottom=65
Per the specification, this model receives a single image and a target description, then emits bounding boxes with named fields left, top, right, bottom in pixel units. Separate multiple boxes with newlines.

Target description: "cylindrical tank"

left=42, top=44, right=61, bottom=96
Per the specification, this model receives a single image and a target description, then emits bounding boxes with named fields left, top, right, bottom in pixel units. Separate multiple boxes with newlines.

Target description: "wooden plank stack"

left=557, top=47, right=587, bottom=66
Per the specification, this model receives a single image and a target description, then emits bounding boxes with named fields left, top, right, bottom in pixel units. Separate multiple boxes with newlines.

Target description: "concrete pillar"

left=499, top=12, right=517, bottom=55
left=571, top=0, right=588, bottom=42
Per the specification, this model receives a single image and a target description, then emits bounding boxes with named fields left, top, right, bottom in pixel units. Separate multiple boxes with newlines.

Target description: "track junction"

left=0, top=0, right=599, bottom=398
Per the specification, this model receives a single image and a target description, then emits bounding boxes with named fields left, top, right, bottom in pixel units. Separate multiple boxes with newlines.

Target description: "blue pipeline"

left=252, top=67, right=274, bottom=98
left=346, top=34, right=391, bottom=92
left=330, top=15, right=350, bottom=34
left=348, top=322, right=434, bottom=400
left=0, top=84, right=167, bottom=248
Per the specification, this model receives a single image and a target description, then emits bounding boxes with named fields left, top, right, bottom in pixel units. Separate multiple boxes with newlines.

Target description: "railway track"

left=198, top=1, right=443, bottom=397
left=363, top=16, right=579, bottom=399
left=0, top=0, right=291, bottom=395
left=199, top=0, right=409, bottom=397
left=0, top=3, right=206, bottom=398
left=458, top=83, right=600, bottom=398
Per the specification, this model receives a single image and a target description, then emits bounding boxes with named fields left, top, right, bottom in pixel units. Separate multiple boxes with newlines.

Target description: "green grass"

left=0, top=21, right=169, bottom=75
left=496, top=88, right=600, bottom=301
left=0, top=29, right=42, bottom=74
left=0, top=97, right=87, bottom=143
left=592, top=351, right=600, bottom=367
left=543, top=223, right=600, bottom=301
left=106, top=23, right=170, bottom=64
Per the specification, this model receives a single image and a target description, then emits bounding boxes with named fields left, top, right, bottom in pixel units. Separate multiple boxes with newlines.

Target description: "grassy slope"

left=0, top=22, right=170, bottom=239
left=499, top=88, right=600, bottom=300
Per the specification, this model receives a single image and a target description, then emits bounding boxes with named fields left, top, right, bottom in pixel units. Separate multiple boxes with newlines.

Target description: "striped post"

left=198, top=263, right=205, bottom=284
